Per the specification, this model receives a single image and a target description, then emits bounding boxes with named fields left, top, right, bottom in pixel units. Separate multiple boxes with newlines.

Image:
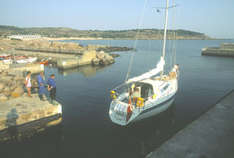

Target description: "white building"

left=8, top=34, right=42, bottom=40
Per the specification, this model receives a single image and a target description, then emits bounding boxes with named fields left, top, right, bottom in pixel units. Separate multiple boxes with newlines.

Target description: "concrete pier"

left=0, top=94, right=62, bottom=141
left=147, top=90, right=234, bottom=158
left=9, top=63, right=44, bottom=74
left=202, top=43, right=234, bottom=57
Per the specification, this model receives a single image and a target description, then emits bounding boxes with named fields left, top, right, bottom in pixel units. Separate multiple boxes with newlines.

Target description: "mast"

left=161, top=0, right=169, bottom=75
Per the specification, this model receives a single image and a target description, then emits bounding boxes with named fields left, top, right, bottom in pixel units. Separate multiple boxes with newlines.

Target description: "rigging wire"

left=172, top=0, right=177, bottom=66
left=125, top=0, right=148, bottom=82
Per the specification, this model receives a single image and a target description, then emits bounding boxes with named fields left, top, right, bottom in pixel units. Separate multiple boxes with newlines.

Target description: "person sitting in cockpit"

left=132, top=87, right=140, bottom=104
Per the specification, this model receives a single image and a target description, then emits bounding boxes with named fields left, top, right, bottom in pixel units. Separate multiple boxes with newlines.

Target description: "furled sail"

left=126, top=56, right=165, bottom=83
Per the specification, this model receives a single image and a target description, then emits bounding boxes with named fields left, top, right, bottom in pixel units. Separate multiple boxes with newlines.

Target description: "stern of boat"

left=109, top=99, right=135, bottom=126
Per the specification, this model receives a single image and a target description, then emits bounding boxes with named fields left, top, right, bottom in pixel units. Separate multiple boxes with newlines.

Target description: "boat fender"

left=152, top=94, right=157, bottom=99
left=136, top=97, right=144, bottom=107
left=110, top=90, right=117, bottom=99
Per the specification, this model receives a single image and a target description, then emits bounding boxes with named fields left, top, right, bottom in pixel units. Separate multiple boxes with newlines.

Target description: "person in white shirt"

left=25, top=71, right=32, bottom=97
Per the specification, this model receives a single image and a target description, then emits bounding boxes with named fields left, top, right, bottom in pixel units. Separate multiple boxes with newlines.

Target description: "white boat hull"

left=16, top=57, right=37, bottom=64
left=133, top=95, right=175, bottom=122
left=109, top=91, right=176, bottom=126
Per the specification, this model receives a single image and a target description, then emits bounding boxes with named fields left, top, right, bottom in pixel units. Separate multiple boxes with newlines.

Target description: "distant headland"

left=0, top=25, right=211, bottom=40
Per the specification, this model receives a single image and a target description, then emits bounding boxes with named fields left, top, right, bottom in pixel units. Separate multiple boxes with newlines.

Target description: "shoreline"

left=2, top=37, right=233, bottom=41
left=42, top=37, right=104, bottom=41
left=44, top=37, right=233, bottom=41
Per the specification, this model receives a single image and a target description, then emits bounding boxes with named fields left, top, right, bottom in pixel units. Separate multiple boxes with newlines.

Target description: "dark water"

left=1, top=40, right=234, bottom=158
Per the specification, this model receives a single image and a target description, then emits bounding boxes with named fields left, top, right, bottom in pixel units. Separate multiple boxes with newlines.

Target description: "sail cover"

left=126, top=56, right=165, bottom=83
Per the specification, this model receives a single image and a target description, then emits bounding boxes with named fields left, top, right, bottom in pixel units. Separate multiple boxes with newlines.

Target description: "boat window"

left=162, top=84, right=169, bottom=92
left=140, top=84, right=154, bottom=99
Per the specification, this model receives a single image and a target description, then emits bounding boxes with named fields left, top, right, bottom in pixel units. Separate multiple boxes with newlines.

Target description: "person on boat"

left=132, top=87, right=140, bottom=104
left=126, top=94, right=134, bottom=122
left=25, top=71, right=32, bottom=97
left=47, top=74, right=56, bottom=105
left=37, top=71, right=46, bottom=101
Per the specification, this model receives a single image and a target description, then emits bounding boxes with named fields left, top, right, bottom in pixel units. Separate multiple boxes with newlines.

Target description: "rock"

left=11, top=86, right=24, bottom=98
left=87, top=45, right=103, bottom=51
left=0, top=83, right=5, bottom=91
left=15, top=76, right=24, bottom=81
left=3, top=86, right=11, bottom=97
left=96, top=51, right=105, bottom=59
left=105, top=53, right=114, bottom=61
left=79, top=51, right=97, bottom=65
left=0, top=76, right=13, bottom=84
left=0, top=94, right=8, bottom=102
left=92, top=58, right=100, bottom=66
left=99, top=53, right=114, bottom=65
left=3, top=86, right=10, bottom=92
left=63, top=42, right=81, bottom=50
left=16, top=80, right=24, bottom=87
left=1, top=71, right=8, bottom=76
left=95, top=51, right=115, bottom=65
left=96, top=46, right=134, bottom=52
left=9, top=81, right=17, bottom=91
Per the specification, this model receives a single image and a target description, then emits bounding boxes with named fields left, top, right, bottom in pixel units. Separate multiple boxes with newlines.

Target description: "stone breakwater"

left=57, top=50, right=114, bottom=69
left=0, top=70, right=39, bottom=102
left=202, top=43, right=234, bottom=57
left=0, top=71, right=26, bottom=102
left=0, top=38, right=126, bottom=68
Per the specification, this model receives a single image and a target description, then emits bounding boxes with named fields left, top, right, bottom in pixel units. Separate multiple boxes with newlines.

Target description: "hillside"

left=0, top=25, right=210, bottom=40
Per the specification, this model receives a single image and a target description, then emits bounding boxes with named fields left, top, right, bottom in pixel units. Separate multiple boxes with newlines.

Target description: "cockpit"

left=110, top=82, right=155, bottom=107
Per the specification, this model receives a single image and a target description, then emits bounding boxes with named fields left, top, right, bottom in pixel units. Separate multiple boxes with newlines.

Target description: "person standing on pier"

left=47, top=74, right=56, bottom=105
left=37, top=71, right=46, bottom=101
left=25, top=71, right=32, bottom=97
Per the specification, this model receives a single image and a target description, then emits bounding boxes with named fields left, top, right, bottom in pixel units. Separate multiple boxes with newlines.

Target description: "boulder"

left=0, top=83, right=5, bottom=91
left=92, top=58, right=100, bottom=66
left=87, top=45, right=99, bottom=51
left=79, top=51, right=97, bottom=66
left=63, top=42, right=81, bottom=50
left=1, top=71, right=8, bottom=76
left=3, top=86, right=10, bottom=93
left=104, top=53, right=114, bottom=62
left=0, top=94, right=8, bottom=102
left=0, top=76, right=13, bottom=83
left=11, top=86, right=24, bottom=98
left=99, top=52, right=115, bottom=65
left=9, top=80, right=17, bottom=91
left=96, top=51, right=105, bottom=59
left=16, top=80, right=24, bottom=87
left=3, top=87, right=11, bottom=97
left=95, top=51, right=115, bottom=65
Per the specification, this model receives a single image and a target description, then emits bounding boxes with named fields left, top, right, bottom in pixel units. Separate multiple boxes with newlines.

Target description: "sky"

left=1, top=0, right=234, bottom=38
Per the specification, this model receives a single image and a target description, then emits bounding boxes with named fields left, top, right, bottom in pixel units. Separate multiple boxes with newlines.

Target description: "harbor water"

left=1, top=39, right=234, bottom=158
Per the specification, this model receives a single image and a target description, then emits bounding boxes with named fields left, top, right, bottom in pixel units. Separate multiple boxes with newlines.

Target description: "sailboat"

left=109, top=0, right=179, bottom=126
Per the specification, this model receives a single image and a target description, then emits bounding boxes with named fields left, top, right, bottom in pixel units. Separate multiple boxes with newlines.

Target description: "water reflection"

left=0, top=116, right=63, bottom=158
left=106, top=103, right=176, bottom=158
left=58, top=65, right=110, bottom=77
left=128, top=104, right=176, bottom=157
